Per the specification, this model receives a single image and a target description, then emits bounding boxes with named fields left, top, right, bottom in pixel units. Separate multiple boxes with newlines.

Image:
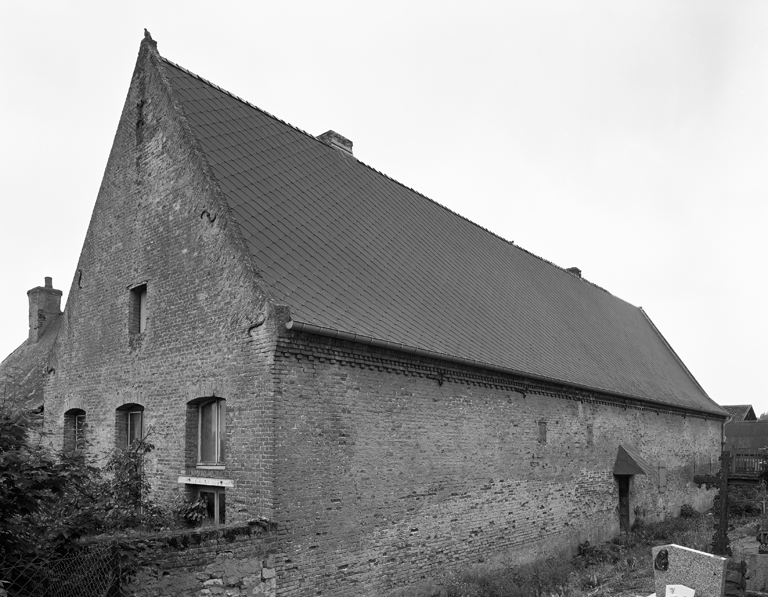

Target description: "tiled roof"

left=0, top=316, right=60, bottom=412
left=721, top=405, right=757, bottom=421
left=160, top=57, right=724, bottom=416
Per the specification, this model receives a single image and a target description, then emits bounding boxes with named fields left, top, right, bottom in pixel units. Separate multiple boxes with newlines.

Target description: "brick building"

left=1, top=33, right=727, bottom=596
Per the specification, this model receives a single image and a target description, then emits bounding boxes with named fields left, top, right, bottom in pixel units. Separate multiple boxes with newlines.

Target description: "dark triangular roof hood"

left=614, top=445, right=654, bottom=476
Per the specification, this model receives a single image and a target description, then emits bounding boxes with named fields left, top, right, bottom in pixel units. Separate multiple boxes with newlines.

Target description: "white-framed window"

left=199, top=487, right=226, bottom=525
left=198, top=399, right=226, bottom=466
left=116, top=403, right=145, bottom=448
left=128, top=410, right=143, bottom=445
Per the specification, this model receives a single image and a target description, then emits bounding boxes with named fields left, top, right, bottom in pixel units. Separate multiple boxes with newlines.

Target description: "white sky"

left=1, top=1, right=766, bottom=414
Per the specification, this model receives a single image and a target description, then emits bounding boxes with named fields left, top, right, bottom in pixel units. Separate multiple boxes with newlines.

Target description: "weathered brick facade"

left=43, top=39, right=277, bottom=519
left=3, top=34, right=726, bottom=597
left=268, top=328, right=720, bottom=595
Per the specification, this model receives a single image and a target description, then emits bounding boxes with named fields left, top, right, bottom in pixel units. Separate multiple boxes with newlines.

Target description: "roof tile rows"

left=161, top=58, right=723, bottom=416
left=721, top=404, right=757, bottom=421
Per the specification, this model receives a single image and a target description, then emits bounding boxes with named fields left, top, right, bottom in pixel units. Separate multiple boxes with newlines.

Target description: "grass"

left=400, top=504, right=762, bottom=597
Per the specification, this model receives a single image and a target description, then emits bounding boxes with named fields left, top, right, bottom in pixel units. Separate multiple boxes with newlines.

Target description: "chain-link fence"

left=0, top=542, right=120, bottom=597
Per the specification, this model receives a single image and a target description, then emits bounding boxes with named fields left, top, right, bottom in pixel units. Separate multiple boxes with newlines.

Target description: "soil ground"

left=404, top=508, right=763, bottom=597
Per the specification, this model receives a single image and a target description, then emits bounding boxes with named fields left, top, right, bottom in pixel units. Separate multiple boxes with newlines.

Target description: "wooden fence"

left=730, top=449, right=766, bottom=477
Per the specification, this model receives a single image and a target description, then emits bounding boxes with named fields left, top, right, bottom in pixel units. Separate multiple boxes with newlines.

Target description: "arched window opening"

left=63, top=408, right=86, bottom=454
left=115, top=404, right=145, bottom=447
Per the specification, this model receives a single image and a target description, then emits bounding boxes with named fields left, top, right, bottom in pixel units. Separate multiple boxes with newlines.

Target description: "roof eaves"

left=286, top=319, right=727, bottom=418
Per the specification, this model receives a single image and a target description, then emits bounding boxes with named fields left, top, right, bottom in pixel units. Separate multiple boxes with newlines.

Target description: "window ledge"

left=196, top=464, right=226, bottom=470
left=178, top=476, right=234, bottom=488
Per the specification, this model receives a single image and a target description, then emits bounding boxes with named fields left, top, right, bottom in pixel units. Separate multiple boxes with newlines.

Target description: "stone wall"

left=270, top=329, right=721, bottom=596
left=116, top=524, right=277, bottom=597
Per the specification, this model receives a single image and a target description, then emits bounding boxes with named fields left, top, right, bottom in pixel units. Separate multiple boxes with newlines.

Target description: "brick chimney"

left=317, top=130, right=353, bottom=156
left=28, top=277, right=62, bottom=342
left=566, top=267, right=582, bottom=278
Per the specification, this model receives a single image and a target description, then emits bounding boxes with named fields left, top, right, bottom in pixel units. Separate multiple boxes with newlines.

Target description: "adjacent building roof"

left=158, top=52, right=724, bottom=417
left=0, top=316, right=60, bottom=413
left=720, top=404, right=757, bottom=421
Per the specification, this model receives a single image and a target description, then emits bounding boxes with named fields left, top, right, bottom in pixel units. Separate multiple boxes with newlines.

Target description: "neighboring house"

left=1, top=33, right=727, bottom=596
left=720, top=405, right=760, bottom=473
left=724, top=421, right=768, bottom=452
left=0, top=277, right=62, bottom=419
left=721, top=404, right=758, bottom=422
left=721, top=406, right=768, bottom=475
left=723, top=420, right=768, bottom=476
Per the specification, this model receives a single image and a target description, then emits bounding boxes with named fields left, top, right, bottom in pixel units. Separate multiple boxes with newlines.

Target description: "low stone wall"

left=109, top=523, right=277, bottom=596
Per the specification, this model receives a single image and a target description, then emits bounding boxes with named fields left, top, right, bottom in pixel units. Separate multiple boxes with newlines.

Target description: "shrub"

left=0, top=411, right=182, bottom=561
left=574, top=540, right=624, bottom=567
left=443, top=558, right=572, bottom=597
left=680, top=504, right=699, bottom=518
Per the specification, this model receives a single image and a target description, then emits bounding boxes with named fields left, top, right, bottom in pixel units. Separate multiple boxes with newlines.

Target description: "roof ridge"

left=512, top=244, right=613, bottom=295
left=160, top=56, right=319, bottom=141
left=160, top=56, right=614, bottom=295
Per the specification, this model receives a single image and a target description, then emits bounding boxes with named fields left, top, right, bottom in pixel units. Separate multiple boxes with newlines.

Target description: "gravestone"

left=743, top=554, right=768, bottom=594
left=651, top=544, right=728, bottom=597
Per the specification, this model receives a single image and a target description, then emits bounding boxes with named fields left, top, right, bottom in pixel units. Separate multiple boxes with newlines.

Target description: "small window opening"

left=129, top=284, right=147, bottom=335
left=64, top=408, right=87, bottom=454
left=659, top=463, right=667, bottom=493
left=586, top=424, right=594, bottom=446
left=199, top=487, right=226, bottom=525
left=538, top=421, right=547, bottom=444
left=116, top=404, right=145, bottom=448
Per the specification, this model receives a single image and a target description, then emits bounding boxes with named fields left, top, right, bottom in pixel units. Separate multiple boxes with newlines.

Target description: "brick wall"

left=43, top=40, right=277, bottom=523
left=37, top=38, right=723, bottom=597
left=270, top=329, right=721, bottom=596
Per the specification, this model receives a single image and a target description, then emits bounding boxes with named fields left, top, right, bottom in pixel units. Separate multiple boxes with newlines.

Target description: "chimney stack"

left=317, top=130, right=353, bottom=156
left=566, top=267, right=582, bottom=278
left=28, top=277, right=62, bottom=342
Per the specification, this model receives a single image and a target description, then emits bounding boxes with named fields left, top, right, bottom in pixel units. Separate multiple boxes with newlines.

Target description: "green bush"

left=680, top=504, right=699, bottom=518
left=711, top=485, right=764, bottom=519
left=443, top=558, right=572, bottom=597
left=0, top=410, right=185, bottom=562
left=573, top=540, right=624, bottom=567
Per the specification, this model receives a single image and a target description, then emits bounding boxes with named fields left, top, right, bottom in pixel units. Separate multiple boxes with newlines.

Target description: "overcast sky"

left=2, top=1, right=766, bottom=415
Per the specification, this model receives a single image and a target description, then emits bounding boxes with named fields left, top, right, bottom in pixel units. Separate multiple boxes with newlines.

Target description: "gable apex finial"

left=143, top=28, right=157, bottom=48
